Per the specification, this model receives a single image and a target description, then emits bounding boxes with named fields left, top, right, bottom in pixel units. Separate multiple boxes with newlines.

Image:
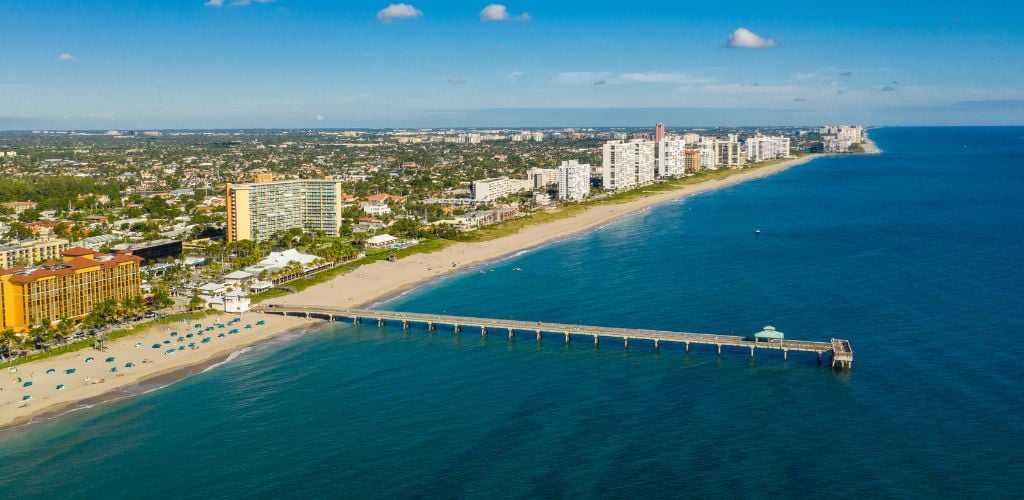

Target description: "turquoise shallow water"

left=1, top=127, right=1022, bottom=498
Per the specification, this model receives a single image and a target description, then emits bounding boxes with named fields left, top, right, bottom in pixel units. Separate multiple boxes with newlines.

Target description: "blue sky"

left=1, top=0, right=1022, bottom=129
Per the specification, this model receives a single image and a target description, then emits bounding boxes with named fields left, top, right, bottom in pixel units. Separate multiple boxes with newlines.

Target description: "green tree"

left=1, top=329, right=19, bottom=365
left=151, top=286, right=175, bottom=310
left=5, top=222, right=32, bottom=241
left=188, top=294, right=206, bottom=311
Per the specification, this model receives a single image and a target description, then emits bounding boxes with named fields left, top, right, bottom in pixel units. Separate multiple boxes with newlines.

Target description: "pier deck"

left=253, top=305, right=853, bottom=369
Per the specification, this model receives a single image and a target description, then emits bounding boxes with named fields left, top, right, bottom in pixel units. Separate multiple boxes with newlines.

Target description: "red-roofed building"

left=0, top=248, right=142, bottom=331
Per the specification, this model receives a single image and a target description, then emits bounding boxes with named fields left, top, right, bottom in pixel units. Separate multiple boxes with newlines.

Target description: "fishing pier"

left=253, top=305, right=853, bottom=369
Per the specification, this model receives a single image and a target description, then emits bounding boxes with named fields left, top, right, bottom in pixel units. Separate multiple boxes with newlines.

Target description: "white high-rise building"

left=657, top=138, right=688, bottom=177
left=472, top=177, right=532, bottom=202
left=526, top=168, right=560, bottom=189
left=558, top=160, right=591, bottom=201
left=472, top=178, right=511, bottom=202
left=717, top=134, right=744, bottom=168
left=696, top=137, right=719, bottom=169
left=745, top=134, right=791, bottom=162
left=602, top=139, right=655, bottom=191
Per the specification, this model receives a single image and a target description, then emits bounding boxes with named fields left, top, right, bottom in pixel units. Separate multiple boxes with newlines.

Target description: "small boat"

left=755, top=229, right=761, bottom=235
left=513, top=267, right=522, bottom=272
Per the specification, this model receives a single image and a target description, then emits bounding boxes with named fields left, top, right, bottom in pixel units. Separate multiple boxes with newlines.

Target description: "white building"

left=224, top=291, right=251, bottom=313
left=696, top=138, right=719, bottom=169
left=745, top=135, right=791, bottom=162
left=472, top=177, right=531, bottom=202
left=602, top=140, right=655, bottom=191
left=365, top=234, right=398, bottom=248
left=472, top=178, right=510, bottom=202
left=361, top=203, right=391, bottom=216
left=657, top=138, right=688, bottom=177
left=526, top=168, right=560, bottom=189
left=558, top=160, right=591, bottom=201
left=717, top=134, right=744, bottom=167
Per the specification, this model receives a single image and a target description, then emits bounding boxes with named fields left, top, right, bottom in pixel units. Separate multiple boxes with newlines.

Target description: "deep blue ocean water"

left=1, top=127, right=1022, bottom=498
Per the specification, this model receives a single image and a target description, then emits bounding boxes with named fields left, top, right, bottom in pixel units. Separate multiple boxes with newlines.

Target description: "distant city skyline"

left=2, top=0, right=1023, bottom=129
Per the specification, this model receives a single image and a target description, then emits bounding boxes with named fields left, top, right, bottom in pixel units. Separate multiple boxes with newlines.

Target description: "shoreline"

left=271, top=153, right=830, bottom=311
left=0, top=145, right=878, bottom=433
left=0, top=313, right=320, bottom=430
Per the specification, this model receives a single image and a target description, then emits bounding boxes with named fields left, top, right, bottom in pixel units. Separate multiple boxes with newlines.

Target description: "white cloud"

left=206, top=0, right=274, bottom=6
left=725, top=28, right=776, bottom=49
left=446, top=76, right=467, bottom=85
left=377, top=3, right=422, bottom=23
left=508, top=71, right=526, bottom=81
left=315, top=114, right=325, bottom=121
left=480, top=4, right=530, bottom=22
left=554, top=72, right=613, bottom=85
left=618, top=72, right=713, bottom=84
left=58, top=53, right=76, bottom=61
left=555, top=71, right=712, bottom=86
left=792, top=67, right=836, bottom=80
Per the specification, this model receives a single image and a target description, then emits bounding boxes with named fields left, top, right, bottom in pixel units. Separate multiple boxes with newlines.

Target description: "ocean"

left=1, top=127, right=1022, bottom=498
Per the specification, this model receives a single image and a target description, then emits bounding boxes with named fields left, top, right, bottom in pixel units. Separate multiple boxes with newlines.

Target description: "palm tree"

left=1, top=329, right=18, bottom=366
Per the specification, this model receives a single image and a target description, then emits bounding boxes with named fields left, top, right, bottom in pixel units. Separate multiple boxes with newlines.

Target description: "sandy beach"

left=271, top=153, right=826, bottom=310
left=0, top=150, right=854, bottom=431
left=0, top=313, right=318, bottom=429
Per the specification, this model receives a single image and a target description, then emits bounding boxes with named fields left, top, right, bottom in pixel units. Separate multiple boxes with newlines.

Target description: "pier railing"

left=252, top=305, right=853, bottom=369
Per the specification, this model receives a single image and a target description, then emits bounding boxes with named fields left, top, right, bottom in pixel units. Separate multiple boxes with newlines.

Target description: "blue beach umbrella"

left=218, top=333, right=225, bottom=338
left=110, top=367, right=117, bottom=373
left=152, top=344, right=162, bottom=349
left=105, top=357, right=115, bottom=363
left=170, top=332, right=178, bottom=337
left=56, top=384, right=64, bottom=391
left=46, top=368, right=55, bottom=374
left=65, top=368, right=76, bottom=374
left=23, top=381, right=32, bottom=387
left=166, top=349, right=175, bottom=354
left=22, top=395, right=31, bottom=401
left=126, top=362, right=136, bottom=368
left=202, top=337, right=211, bottom=343
left=85, top=357, right=94, bottom=363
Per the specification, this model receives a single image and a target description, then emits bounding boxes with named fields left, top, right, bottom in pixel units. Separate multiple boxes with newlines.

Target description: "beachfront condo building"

left=558, top=160, right=591, bottom=201
left=0, top=238, right=71, bottom=269
left=0, top=247, right=142, bottom=332
left=471, top=177, right=532, bottom=202
left=657, top=138, right=688, bottom=177
left=745, top=134, right=792, bottom=162
left=602, top=139, right=656, bottom=191
left=684, top=150, right=703, bottom=174
left=526, top=168, right=560, bottom=189
left=226, top=177, right=345, bottom=242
